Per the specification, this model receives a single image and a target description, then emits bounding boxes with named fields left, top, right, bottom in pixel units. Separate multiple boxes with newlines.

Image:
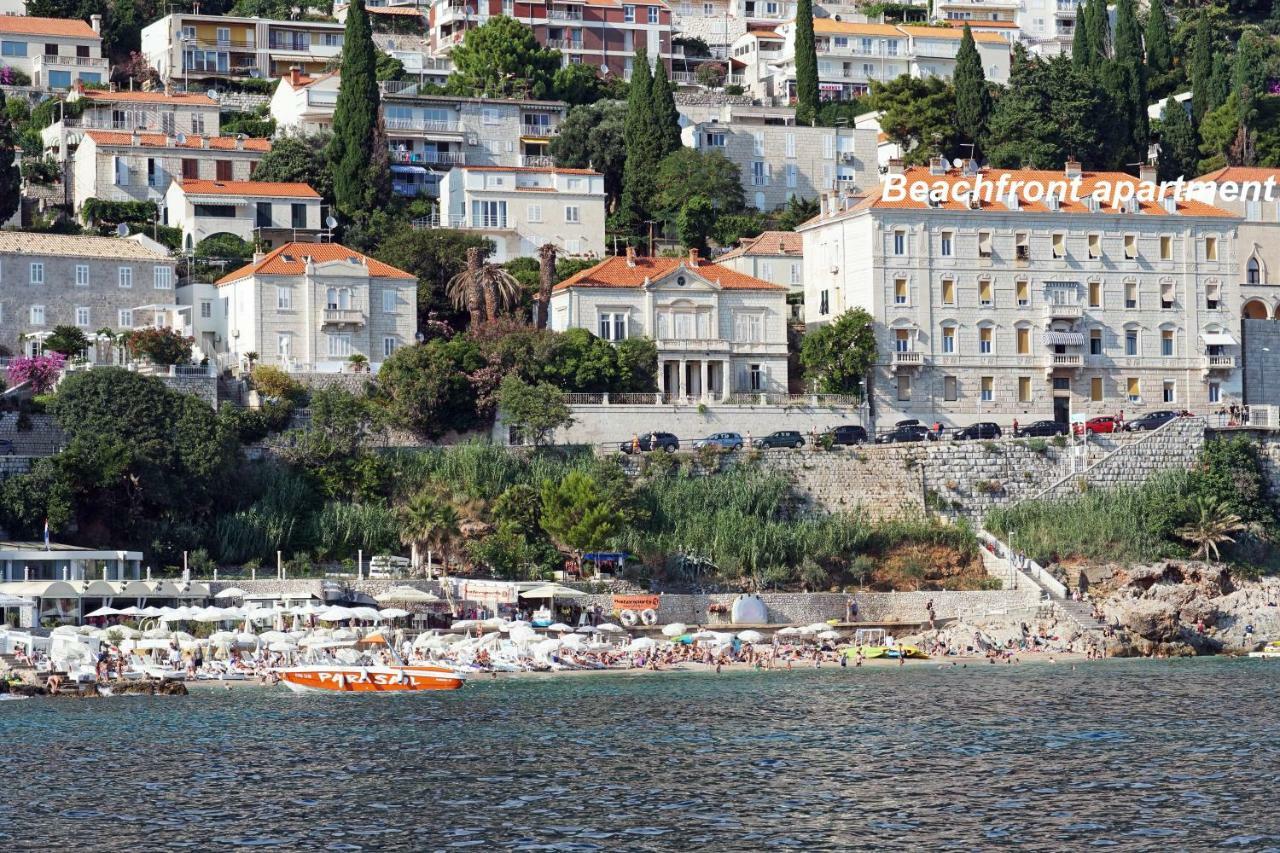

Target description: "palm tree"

left=398, top=491, right=461, bottom=576
left=1176, top=498, right=1247, bottom=561
left=446, top=247, right=523, bottom=326
left=535, top=243, right=557, bottom=329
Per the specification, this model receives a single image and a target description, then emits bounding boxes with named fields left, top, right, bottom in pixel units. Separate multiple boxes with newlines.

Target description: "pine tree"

left=953, top=24, right=991, bottom=157
left=1233, top=28, right=1270, bottom=130
left=1144, top=0, right=1172, bottom=78
left=1189, top=18, right=1214, bottom=124
left=1112, top=0, right=1148, bottom=161
left=0, top=89, right=18, bottom=226
left=649, top=60, right=682, bottom=159
left=1158, top=98, right=1198, bottom=182
left=1071, top=9, right=1092, bottom=69
left=794, top=0, right=819, bottom=124
left=619, top=49, right=657, bottom=238
left=327, top=0, right=383, bottom=218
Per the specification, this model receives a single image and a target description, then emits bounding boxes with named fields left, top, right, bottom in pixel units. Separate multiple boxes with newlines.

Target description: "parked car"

left=1125, top=410, right=1179, bottom=432
left=1074, top=416, right=1119, bottom=435
left=621, top=432, right=680, bottom=453
left=827, top=425, right=868, bottom=446
left=895, top=419, right=922, bottom=428
left=755, top=430, right=805, bottom=449
left=1013, top=420, right=1068, bottom=437
left=876, top=424, right=931, bottom=444
left=692, top=432, right=743, bottom=451
left=952, top=422, right=1003, bottom=441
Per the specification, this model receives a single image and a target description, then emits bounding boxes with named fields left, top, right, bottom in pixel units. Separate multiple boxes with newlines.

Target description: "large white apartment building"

left=735, top=18, right=1012, bottom=101
left=0, top=15, right=108, bottom=91
left=436, top=166, right=606, bottom=262
left=681, top=103, right=879, bottom=211
left=797, top=161, right=1243, bottom=427
left=43, top=88, right=222, bottom=163
left=205, top=243, right=418, bottom=373
left=72, top=132, right=272, bottom=216
left=550, top=248, right=790, bottom=399
left=142, top=13, right=347, bottom=85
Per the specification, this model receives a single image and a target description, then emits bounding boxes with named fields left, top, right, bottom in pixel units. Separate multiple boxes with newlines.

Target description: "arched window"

left=1248, top=256, right=1262, bottom=285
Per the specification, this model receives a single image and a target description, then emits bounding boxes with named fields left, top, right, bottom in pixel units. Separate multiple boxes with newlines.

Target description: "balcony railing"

left=321, top=308, right=365, bottom=326
left=521, top=121, right=558, bottom=136
left=546, top=8, right=583, bottom=19
left=1204, top=354, right=1237, bottom=369
left=37, top=54, right=108, bottom=68
left=1047, top=353, right=1083, bottom=368
left=411, top=213, right=467, bottom=228
left=518, top=154, right=555, bottom=168
left=385, top=118, right=462, bottom=133
left=389, top=149, right=466, bottom=165
left=1043, top=301, right=1083, bottom=320
left=892, top=351, right=923, bottom=366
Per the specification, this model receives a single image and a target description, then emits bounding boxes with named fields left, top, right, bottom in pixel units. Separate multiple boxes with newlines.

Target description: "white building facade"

left=164, top=180, right=325, bottom=252
left=798, top=162, right=1243, bottom=427
left=0, top=15, right=108, bottom=91
left=43, top=88, right=222, bottom=164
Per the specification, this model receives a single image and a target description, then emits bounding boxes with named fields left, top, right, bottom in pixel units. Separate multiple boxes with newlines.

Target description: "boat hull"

left=277, top=665, right=465, bottom=693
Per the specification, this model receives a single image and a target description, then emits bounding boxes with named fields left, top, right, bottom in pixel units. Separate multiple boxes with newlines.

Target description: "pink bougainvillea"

left=7, top=353, right=67, bottom=394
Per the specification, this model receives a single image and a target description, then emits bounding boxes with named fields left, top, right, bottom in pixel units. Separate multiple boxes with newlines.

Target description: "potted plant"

left=348, top=353, right=369, bottom=373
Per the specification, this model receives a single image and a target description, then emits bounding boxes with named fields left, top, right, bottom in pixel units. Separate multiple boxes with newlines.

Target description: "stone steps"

left=1055, top=599, right=1107, bottom=635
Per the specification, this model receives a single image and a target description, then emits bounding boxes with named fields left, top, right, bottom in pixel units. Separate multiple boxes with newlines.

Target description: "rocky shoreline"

left=0, top=677, right=189, bottom=699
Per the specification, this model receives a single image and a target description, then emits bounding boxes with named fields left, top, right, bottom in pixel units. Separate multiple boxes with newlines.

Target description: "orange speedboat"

left=277, top=663, right=465, bottom=693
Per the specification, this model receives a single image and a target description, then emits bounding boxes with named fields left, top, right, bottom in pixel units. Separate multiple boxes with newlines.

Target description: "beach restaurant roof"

left=0, top=580, right=209, bottom=599
left=0, top=542, right=144, bottom=562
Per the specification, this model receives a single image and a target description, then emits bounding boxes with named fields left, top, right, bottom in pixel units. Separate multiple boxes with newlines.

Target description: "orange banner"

left=613, top=595, right=660, bottom=612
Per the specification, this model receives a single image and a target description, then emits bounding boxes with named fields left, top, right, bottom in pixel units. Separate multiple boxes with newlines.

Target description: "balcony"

left=1204, top=354, right=1237, bottom=370
left=389, top=149, right=466, bottom=166
left=385, top=117, right=463, bottom=135
left=1046, top=353, right=1083, bottom=369
left=892, top=351, right=923, bottom=367
left=1043, top=301, right=1083, bottom=321
left=546, top=8, right=583, bottom=19
left=521, top=121, right=559, bottom=137
left=36, top=53, right=110, bottom=70
left=321, top=308, right=365, bottom=326
left=518, top=154, right=555, bottom=168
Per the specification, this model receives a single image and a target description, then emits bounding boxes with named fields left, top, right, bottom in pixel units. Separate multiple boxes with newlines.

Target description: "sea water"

left=3, top=658, right=1279, bottom=850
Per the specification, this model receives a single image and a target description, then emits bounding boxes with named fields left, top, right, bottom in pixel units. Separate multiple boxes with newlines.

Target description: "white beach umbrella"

left=509, top=625, right=538, bottom=644
left=818, top=630, right=842, bottom=641
left=576, top=625, right=600, bottom=634
left=626, top=637, right=656, bottom=651
left=330, top=628, right=359, bottom=641
left=194, top=607, right=230, bottom=623
left=235, top=632, right=258, bottom=646
left=139, top=607, right=165, bottom=617
left=804, top=622, right=831, bottom=634
left=777, top=626, right=800, bottom=636
left=50, top=625, right=79, bottom=635
left=547, top=622, right=574, bottom=632
left=380, top=608, right=410, bottom=619
left=97, top=625, right=140, bottom=640
left=350, top=606, right=382, bottom=622
left=259, top=631, right=291, bottom=644
left=213, top=587, right=246, bottom=599
left=737, top=630, right=765, bottom=643
left=560, top=633, right=585, bottom=648
left=268, top=641, right=296, bottom=653
left=596, top=623, right=625, bottom=633
left=450, top=619, right=480, bottom=631
left=319, top=606, right=357, bottom=622
left=84, top=606, right=120, bottom=618
left=661, top=623, right=688, bottom=637
left=208, top=631, right=236, bottom=645
left=116, top=606, right=144, bottom=616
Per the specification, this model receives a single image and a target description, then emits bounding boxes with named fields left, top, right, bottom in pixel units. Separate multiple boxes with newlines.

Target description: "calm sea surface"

left=3, top=658, right=1280, bottom=851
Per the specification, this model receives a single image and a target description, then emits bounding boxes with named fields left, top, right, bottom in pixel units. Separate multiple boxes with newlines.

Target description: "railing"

left=892, top=351, right=923, bottom=366
left=1048, top=353, right=1083, bottom=368
left=385, top=118, right=462, bottom=133
left=1043, top=301, right=1083, bottom=319
left=321, top=308, right=366, bottom=325
left=521, top=121, right=558, bottom=136
left=38, top=54, right=108, bottom=68
left=392, top=181, right=433, bottom=196
left=546, top=8, right=583, bottom=20
left=411, top=213, right=466, bottom=228
left=518, top=154, right=555, bottom=168
left=389, top=149, right=465, bottom=165
left=562, top=392, right=862, bottom=407
left=1204, top=354, right=1236, bottom=369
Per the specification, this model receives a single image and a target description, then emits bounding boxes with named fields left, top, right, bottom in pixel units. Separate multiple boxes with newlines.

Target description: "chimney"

left=625, top=245, right=636, bottom=267
left=687, top=247, right=699, bottom=265
left=73, top=79, right=84, bottom=95
left=90, top=13, right=102, bottom=33
left=929, top=155, right=948, bottom=176
left=289, top=66, right=303, bottom=87
left=1064, top=158, right=1082, bottom=180
left=131, top=131, right=140, bottom=147
left=1139, top=163, right=1157, bottom=184
left=886, top=158, right=904, bottom=176
left=252, top=251, right=265, bottom=263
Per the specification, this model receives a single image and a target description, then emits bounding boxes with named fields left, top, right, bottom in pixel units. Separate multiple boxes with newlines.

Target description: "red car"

left=1074, top=416, right=1119, bottom=435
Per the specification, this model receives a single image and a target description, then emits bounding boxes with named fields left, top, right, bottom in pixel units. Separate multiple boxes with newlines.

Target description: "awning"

left=390, top=164, right=428, bottom=174
left=1201, top=332, right=1237, bottom=346
left=1044, top=331, right=1084, bottom=346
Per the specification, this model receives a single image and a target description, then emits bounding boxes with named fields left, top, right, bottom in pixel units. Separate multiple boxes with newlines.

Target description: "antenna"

left=116, top=223, right=130, bottom=237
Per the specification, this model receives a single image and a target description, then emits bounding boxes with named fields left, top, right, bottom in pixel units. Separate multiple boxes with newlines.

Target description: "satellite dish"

left=599, top=64, right=609, bottom=75
left=116, top=223, right=130, bottom=237
left=951, top=157, right=964, bottom=168
left=325, top=215, right=338, bottom=229
left=205, top=89, right=217, bottom=100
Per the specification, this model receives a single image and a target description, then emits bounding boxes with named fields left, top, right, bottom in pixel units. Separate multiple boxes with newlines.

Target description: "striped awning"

left=1043, top=331, right=1084, bottom=346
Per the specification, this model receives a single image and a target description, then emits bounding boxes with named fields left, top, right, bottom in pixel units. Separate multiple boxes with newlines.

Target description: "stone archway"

left=1243, top=299, right=1270, bottom=320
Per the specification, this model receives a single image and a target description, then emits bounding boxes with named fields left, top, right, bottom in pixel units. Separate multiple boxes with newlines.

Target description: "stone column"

left=679, top=358, right=687, bottom=399
left=700, top=360, right=709, bottom=402
left=657, top=360, right=666, bottom=395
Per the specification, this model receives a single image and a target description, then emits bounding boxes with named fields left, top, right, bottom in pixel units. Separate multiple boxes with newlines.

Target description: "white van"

left=368, top=555, right=411, bottom=578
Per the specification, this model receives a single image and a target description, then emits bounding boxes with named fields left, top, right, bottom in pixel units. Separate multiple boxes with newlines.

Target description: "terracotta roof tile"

left=811, top=19, right=902, bottom=36
left=177, top=180, right=321, bottom=198
left=216, top=242, right=415, bottom=285
left=897, top=25, right=1009, bottom=43
left=81, top=90, right=217, bottom=106
left=554, top=255, right=787, bottom=292
left=0, top=16, right=98, bottom=38
left=1194, top=166, right=1280, bottom=183
left=716, top=230, right=802, bottom=261
left=83, top=131, right=272, bottom=152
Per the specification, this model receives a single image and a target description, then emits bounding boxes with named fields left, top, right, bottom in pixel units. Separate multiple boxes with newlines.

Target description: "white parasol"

left=661, top=623, right=688, bottom=637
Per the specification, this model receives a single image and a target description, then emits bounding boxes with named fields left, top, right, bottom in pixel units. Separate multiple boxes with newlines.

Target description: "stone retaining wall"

left=159, top=375, right=217, bottom=408
left=1032, top=417, right=1206, bottom=503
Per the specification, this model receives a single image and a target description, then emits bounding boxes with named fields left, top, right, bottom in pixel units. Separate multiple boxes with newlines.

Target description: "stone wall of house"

left=159, top=374, right=217, bottom=408
left=0, top=413, right=65, bottom=456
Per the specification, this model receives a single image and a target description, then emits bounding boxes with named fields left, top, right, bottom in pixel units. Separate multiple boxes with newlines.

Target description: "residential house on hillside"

left=71, top=131, right=272, bottom=217
left=0, top=232, right=176, bottom=357
left=268, top=69, right=341, bottom=136
left=715, top=230, right=804, bottom=320
left=798, top=160, right=1243, bottom=426
left=550, top=247, right=790, bottom=399
left=435, top=165, right=606, bottom=262
left=203, top=243, right=417, bottom=373
left=0, top=15, right=108, bottom=90
left=141, top=13, right=347, bottom=85
left=43, top=87, right=222, bottom=164
left=164, top=180, right=325, bottom=251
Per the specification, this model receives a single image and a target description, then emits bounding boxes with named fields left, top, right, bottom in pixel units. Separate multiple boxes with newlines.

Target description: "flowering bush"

left=122, top=327, right=194, bottom=365
left=7, top=353, right=66, bottom=393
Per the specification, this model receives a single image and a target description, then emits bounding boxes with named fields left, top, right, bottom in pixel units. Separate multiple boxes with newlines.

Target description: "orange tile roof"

left=554, top=255, right=787, bottom=292
left=177, top=180, right=321, bottom=199
left=0, top=15, right=98, bottom=38
left=81, top=90, right=217, bottom=106
left=1195, top=166, right=1280, bottom=183
left=83, top=131, right=272, bottom=152
left=217, top=242, right=416, bottom=286
left=366, top=5, right=424, bottom=14
left=812, top=19, right=903, bottom=37
left=716, top=230, right=803, bottom=261
left=953, top=20, right=1020, bottom=29
left=897, top=24, right=1009, bottom=43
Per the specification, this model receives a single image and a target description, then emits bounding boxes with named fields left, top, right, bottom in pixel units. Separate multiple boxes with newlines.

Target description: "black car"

left=876, top=424, right=931, bottom=444
left=621, top=431, right=680, bottom=453
left=952, top=422, right=1003, bottom=441
left=1013, top=420, right=1069, bottom=437
left=755, top=430, right=805, bottom=449
left=828, top=425, right=868, bottom=446
left=1125, top=410, right=1179, bottom=432
left=895, top=419, right=922, bottom=428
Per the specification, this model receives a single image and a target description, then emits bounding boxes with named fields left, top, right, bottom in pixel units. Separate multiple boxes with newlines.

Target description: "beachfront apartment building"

left=0, top=15, right=109, bottom=91
left=141, top=13, right=348, bottom=85
left=796, top=160, right=1243, bottom=427
left=0, top=232, right=177, bottom=357
left=163, top=180, right=325, bottom=252
left=681, top=103, right=879, bottom=212
left=426, top=0, right=675, bottom=80
left=42, top=88, right=222, bottom=163
left=71, top=131, right=271, bottom=217
left=208, top=242, right=418, bottom=373
left=736, top=18, right=1011, bottom=101
left=436, top=165, right=607, bottom=261
left=550, top=248, right=790, bottom=399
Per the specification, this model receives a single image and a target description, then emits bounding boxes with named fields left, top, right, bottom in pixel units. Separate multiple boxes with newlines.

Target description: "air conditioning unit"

left=466, top=134, right=479, bottom=145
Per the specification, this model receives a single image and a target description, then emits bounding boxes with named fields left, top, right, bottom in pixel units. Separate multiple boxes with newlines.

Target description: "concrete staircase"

left=1053, top=598, right=1107, bottom=638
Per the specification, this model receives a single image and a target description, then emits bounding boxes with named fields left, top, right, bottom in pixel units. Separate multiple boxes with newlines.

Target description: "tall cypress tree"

left=1189, top=18, right=1214, bottom=124
left=619, top=49, right=657, bottom=239
left=1112, top=0, right=1148, bottom=160
left=1158, top=98, right=1198, bottom=181
left=794, top=0, right=819, bottom=124
left=327, top=0, right=382, bottom=218
left=1144, top=0, right=1172, bottom=79
left=1233, top=28, right=1269, bottom=129
left=1071, top=9, right=1092, bottom=69
left=649, top=60, right=682, bottom=159
left=0, top=89, right=18, bottom=226
left=1085, top=0, right=1111, bottom=66
left=953, top=25, right=991, bottom=157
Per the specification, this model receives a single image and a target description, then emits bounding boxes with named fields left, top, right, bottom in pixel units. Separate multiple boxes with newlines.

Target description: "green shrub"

left=1026, top=437, right=1048, bottom=454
